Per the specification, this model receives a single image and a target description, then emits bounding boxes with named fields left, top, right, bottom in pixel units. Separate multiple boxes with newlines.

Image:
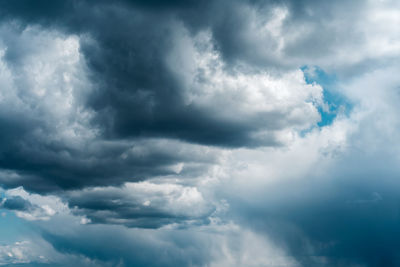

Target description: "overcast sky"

left=0, top=0, right=399, bottom=266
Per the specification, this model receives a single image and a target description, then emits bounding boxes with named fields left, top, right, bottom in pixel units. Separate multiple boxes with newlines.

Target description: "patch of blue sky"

left=301, top=65, right=353, bottom=127
left=0, top=211, right=28, bottom=242
left=0, top=190, right=32, bottom=244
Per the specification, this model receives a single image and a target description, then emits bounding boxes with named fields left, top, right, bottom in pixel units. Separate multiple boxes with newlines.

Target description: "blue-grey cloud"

left=0, top=0, right=399, bottom=266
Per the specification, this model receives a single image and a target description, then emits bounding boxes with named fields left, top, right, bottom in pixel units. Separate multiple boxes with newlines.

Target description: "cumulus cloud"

left=0, top=0, right=399, bottom=266
left=67, top=181, right=216, bottom=228
left=0, top=241, right=47, bottom=266
left=0, top=4, right=324, bottom=195
left=213, top=62, right=400, bottom=266
left=0, top=0, right=327, bottom=148
left=0, top=187, right=67, bottom=221
left=0, top=23, right=224, bottom=192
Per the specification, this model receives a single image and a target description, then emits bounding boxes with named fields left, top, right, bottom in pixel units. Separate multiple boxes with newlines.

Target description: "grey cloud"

left=0, top=196, right=33, bottom=211
left=35, top=216, right=298, bottom=267
left=221, top=68, right=400, bottom=266
left=40, top=225, right=217, bottom=267
left=0, top=23, right=220, bottom=192
left=0, top=194, right=58, bottom=221
left=229, top=164, right=400, bottom=266
left=0, top=0, right=323, bottom=194
left=66, top=182, right=215, bottom=228
left=0, top=137, right=218, bottom=192
left=0, top=1, right=399, bottom=266
left=0, top=0, right=322, bottom=147
left=75, top=2, right=315, bottom=147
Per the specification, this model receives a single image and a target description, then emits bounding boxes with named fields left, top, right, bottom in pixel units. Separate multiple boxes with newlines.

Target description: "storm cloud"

left=0, top=0, right=400, bottom=266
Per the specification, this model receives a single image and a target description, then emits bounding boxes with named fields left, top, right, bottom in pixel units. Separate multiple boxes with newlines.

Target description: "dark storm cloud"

left=0, top=0, right=317, bottom=147
left=0, top=0, right=323, bottom=194
left=0, top=137, right=217, bottom=192
left=66, top=1, right=301, bottom=147
left=2, top=1, right=399, bottom=266
left=0, top=18, right=219, bottom=193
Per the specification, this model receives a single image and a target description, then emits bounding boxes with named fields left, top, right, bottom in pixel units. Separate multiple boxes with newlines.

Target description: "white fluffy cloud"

left=167, top=28, right=324, bottom=145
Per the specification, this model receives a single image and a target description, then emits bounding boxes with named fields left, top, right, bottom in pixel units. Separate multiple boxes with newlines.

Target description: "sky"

left=0, top=0, right=399, bottom=266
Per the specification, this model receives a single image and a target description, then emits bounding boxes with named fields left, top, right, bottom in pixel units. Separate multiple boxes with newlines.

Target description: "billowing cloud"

left=0, top=0, right=399, bottom=266
left=67, top=181, right=216, bottom=228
